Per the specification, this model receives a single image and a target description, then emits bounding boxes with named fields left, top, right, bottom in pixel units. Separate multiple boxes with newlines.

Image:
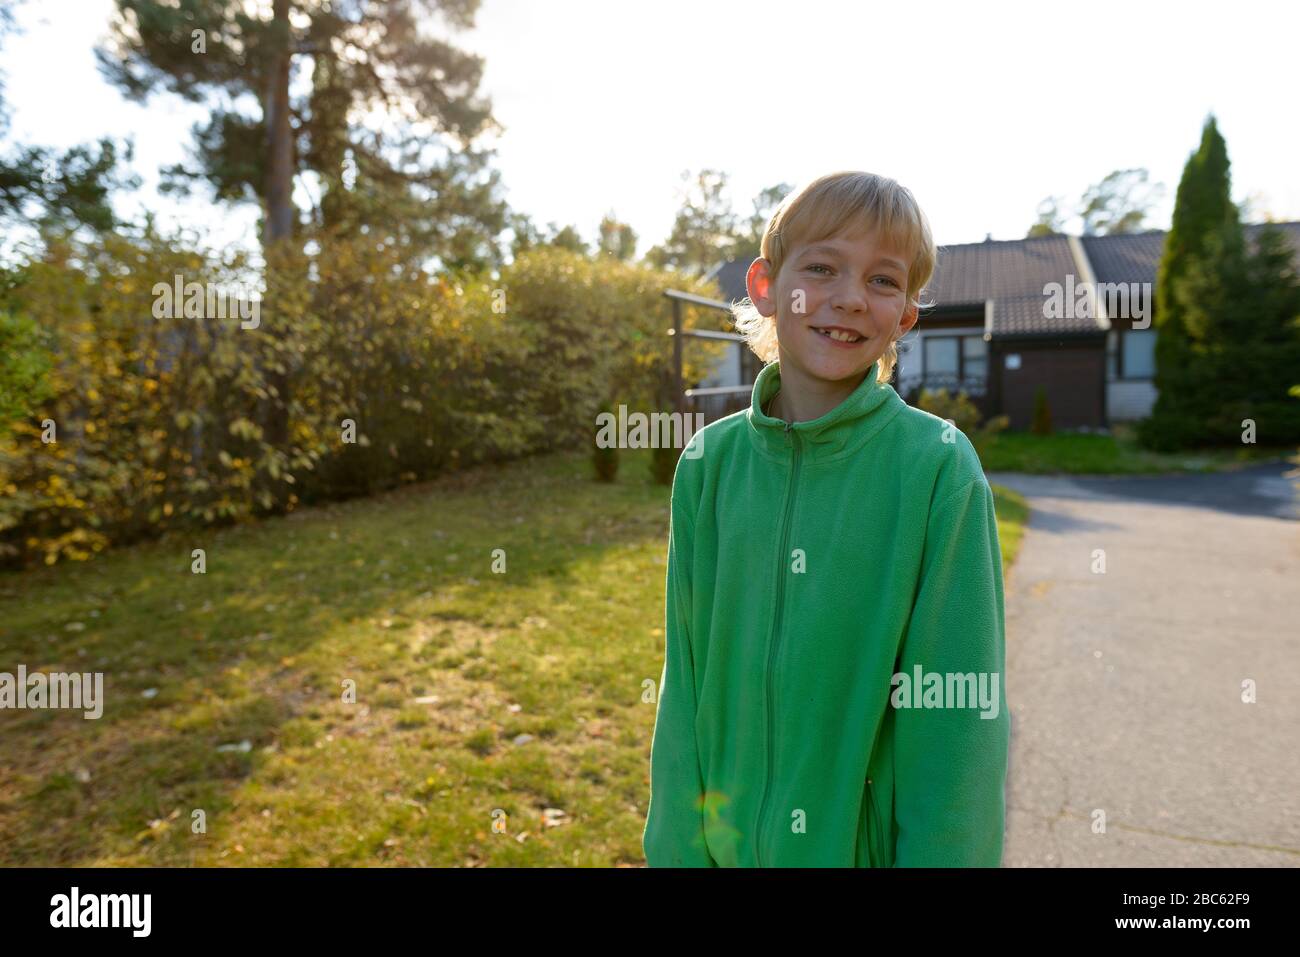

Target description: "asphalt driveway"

left=988, top=461, right=1300, bottom=866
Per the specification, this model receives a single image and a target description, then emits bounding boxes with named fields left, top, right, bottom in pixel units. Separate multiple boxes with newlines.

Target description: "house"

left=705, top=222, right=1300, bottom=430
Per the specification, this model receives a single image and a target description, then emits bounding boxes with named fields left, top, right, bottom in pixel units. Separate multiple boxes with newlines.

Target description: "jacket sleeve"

left=892, top=478, right=1010, bottom=867
left=643, top=497, right=716, bottom=867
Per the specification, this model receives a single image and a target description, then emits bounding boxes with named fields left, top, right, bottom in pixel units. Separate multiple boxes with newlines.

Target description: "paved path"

left=986, top=461, right=1300, bottom=866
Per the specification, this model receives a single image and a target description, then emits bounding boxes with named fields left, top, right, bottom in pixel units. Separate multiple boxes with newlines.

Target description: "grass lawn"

left=0, top=448, right=1027, bottom=866
left=976, top=423, right=1295, bottom=474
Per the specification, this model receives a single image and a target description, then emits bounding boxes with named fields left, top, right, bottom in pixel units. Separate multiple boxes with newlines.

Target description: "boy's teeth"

left=819, top=328, right=861, bottom=342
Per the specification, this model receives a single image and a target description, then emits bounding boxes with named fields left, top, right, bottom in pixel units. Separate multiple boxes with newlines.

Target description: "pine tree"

left=97, top=0, right=508, bottom=270
left=1140, top=116, right=1238, bottom=451
left=1240, top=227, right=1300, bottom=444
left=97, top=0, right=508, bottom=478
left=1184, top=224, right=1300, bottom=445
left=0, top=4, right=137, bottom=236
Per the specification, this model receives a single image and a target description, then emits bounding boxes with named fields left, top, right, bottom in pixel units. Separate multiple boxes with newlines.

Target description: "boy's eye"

left=807, top=263, right=900, bottom=288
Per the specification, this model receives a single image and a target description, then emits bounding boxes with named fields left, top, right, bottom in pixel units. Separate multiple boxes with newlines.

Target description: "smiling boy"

left=643, top=171, right=1010, bottom=867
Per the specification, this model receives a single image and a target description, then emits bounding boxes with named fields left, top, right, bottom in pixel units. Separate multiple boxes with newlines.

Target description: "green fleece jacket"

left=643, top=357, right=1010, bottom=867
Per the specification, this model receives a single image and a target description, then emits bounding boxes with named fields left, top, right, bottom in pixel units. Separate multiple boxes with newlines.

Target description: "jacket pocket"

left=857, top=776, right=884, bottom=868
left=865, top=777, right=884, bottom=868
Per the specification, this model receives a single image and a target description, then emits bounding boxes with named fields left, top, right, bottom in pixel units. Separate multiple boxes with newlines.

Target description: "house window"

left=924, top=337, right=959, bottom=375
left=1120, top=328, right=1156, bottom=379
left=895, top=337, right=915, bottom=367
left=923, top=334, right=986, bottom=378
left=963, top=335, right=987, bottom=379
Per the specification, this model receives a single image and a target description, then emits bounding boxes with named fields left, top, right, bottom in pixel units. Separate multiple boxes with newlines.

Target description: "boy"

left=643, top=171, right=1010, bottom=867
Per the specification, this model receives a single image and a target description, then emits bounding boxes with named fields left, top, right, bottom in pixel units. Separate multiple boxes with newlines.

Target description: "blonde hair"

left=730, top=171, right=937, bottom=384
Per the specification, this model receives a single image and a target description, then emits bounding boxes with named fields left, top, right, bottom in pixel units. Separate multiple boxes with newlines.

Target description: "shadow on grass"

left=0, top=447, right=674, bottom=864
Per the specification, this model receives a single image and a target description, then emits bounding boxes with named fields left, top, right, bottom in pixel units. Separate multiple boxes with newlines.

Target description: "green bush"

left=650, top=442, right=677, bottom=485
left=0, top=231, right=723, bottom=567
left=592, top=401, right=619, bottom=482
left=0, top=309, right=54, bottom=435
left=918, top=387, right=1008, bottom=459
left=918, top=387, right=983, bottom=435
left=1031, top=386, right=1053, bottom=436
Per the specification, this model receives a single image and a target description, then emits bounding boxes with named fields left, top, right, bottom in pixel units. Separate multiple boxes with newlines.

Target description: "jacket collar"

left=745, top=358, right=904, bottom=462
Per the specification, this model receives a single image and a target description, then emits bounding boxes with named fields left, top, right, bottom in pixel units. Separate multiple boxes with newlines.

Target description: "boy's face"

left=746, top=228, right=920, bottom=390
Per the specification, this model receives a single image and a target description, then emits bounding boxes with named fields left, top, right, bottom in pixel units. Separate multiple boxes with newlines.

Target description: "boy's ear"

left=746, top=258, right=776, bottom=317
left=897, top=300, right=920, bottom=336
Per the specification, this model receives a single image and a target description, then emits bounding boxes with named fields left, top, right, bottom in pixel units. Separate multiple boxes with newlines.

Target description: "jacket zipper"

left=754, top=419, right=800, bottom=866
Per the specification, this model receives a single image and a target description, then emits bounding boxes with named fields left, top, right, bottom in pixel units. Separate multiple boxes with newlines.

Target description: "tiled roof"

left=709, top=259, right=751, bottom=305
left=706, top=221, right=1300, bottom=338
left=923, top=234, right=1096, bottom=335
left=995, top=295, right=1082, bottom=336
left=1084, top=222, right=1300, bottom=286
left=1081, top=231, right=1163, bottom=286
left=924, top=234, right=1078, bottom=307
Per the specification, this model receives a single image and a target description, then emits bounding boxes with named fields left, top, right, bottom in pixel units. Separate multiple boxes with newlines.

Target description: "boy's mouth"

left=811, top=325, right=866, bottom=345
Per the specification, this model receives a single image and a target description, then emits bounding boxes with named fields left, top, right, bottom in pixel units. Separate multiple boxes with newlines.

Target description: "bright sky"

left=4, top=0, right=1298, bottom=257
